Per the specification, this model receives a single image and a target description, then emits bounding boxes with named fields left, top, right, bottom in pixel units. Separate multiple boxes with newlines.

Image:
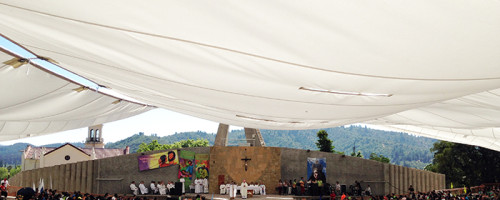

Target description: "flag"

left=38, top=178, right=44, bottom=193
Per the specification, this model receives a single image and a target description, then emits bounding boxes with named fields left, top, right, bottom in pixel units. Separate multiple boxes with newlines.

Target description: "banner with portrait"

left=195, top=154, right=210, bottom=179
left=179, top=150, right=195, bottom=191
left=307, top=157, right=326, bottom=183
left=138, top=150, right=178, bottom=171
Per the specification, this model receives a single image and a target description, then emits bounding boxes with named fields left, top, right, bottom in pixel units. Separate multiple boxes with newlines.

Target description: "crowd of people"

left=219, top=180, right=266, bottom=199
left=191, top=178, right=208, bottom=194
left=129, top=178, right=211, bottom=196
left=129, top=181, right=176, bottom=195
left=333, top=185, right=500, bottom=200
left=275, top=177, right=344, bottom=196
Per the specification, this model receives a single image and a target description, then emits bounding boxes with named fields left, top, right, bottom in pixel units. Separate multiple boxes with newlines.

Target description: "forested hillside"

left=0, top=126, right=435, bottom=169
left=106, top=126, right=435, bottom=169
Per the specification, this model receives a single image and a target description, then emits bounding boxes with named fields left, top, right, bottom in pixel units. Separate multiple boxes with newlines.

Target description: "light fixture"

left=299, top=87, right=392, bottom=97
left=236, top=115, right=276, bottom=122
left=3, top=58, right=29, bottom=68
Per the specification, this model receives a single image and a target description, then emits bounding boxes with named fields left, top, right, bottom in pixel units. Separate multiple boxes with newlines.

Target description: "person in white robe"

left=158, top=181, right=167, bottom=195
left=220, top=182, right=226, bottom=194
left=139, top=181, right=149, bottom=194
left=130, top=181, right=139, bottom=195
left=225, top=182, right=231, bottom=195
left=229, top=182, right=236, bottom=198
left=203, top=178, right=209, bottom=194
left=194, top=178, right=202, bottom=194
left=241, top=180, right=249, bottom=199
left=167, top=181, right=175, bottom=194
left=233, top=182, right=237, bottom=197
left=260, top=183, right=266, bottom=195
left=179, top=178, right=185, bottom=194
left=251, top=183, right=259, bottom=195
left=150, top=181, right=158, bottom=194
left=189, top=182, right=195, bottom=193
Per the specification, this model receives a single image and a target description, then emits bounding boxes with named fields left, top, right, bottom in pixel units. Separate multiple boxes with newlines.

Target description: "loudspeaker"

left=172, top=182, right=183, bottom=195
left=341, top=185, right=347, bottom=194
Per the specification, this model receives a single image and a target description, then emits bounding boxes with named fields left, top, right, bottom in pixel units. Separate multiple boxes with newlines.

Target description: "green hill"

left=0, top=126, right=436, bottom=169
left=106, top=126, right=435, bottom=169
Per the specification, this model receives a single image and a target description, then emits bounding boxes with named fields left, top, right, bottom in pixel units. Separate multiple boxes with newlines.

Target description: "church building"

left=21, top=124, right=129, bottom=171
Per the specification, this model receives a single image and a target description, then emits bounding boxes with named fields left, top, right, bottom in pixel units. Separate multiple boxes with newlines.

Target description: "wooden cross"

left=241, top=156, right=251, bottom=171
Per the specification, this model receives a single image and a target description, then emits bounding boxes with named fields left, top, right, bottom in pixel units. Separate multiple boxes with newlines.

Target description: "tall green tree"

left=316, top=130, right=333, bottom=152
left=369, top=153, right=390, bottom=163
left=425, top=141, right=500, bottom=187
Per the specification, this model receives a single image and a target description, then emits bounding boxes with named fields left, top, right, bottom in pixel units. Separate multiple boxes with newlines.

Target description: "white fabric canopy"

left=0, top=51, right=153, bottom=140
left=0, top=0, right=499, bottom=150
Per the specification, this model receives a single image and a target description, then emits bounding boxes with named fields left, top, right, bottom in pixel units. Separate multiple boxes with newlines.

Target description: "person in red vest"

left=330, top=188, right=336, bottom=200
left=0, top=182, right=7, bottom=198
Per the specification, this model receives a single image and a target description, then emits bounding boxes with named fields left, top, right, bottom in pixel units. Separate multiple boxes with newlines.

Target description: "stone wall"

left=209, top=147, right=281, bottom=194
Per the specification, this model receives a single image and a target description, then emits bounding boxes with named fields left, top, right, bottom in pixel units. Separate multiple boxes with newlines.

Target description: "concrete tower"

left=85, top=124, right=104, bottom=148
left=214, top=123, right=266, bottom=147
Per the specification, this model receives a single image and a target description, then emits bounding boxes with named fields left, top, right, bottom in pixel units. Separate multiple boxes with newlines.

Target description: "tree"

left=426, top=141, right=500, bottom=188
left=351, top=151, right=363, bottom=158
left=0, top=168, right=8, bottom=179
left=137, top=139, right=209, bottom=152
left=9, top=166, right=21, bottom=177
left=315, top=130, right=333, bottom=152
left=369, top=153, right=390, bottom=163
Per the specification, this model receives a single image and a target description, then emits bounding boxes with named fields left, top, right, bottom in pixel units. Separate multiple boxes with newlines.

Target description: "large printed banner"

left=179, top=150, right=195, bottom=191
left=179, top=151, right=195, bottom=179
left=138, top=150, right=178, bottom=171
left=195, top=154, right=210, bottom=179
left=307, top=157, right=326, bottom=183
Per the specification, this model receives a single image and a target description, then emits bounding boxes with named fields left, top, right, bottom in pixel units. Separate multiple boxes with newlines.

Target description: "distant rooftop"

left=24, top=143, right=129, bottom=160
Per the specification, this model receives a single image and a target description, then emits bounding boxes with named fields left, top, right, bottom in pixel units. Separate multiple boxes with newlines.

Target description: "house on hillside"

left=21, top=124, right=129, bottom=171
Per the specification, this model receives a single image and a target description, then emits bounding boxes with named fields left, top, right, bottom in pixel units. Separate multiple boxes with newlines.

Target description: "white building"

left=21, top=125, right=129, bottom=171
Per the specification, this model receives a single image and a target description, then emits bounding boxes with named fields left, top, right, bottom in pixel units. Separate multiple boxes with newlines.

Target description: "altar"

left=236, top=186, right=262, bottom=195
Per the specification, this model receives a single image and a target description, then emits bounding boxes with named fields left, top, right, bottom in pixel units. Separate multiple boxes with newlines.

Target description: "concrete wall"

left=280, top=148, right=445, bottom=196
left=95, top=147, right=210, bottom=194
left=22, top=159, right=39, bottom=171
left=9, top=147, right=445, bottom=196
left=10, top=147, right=210, bottom=194
left=281, top=148, right=388, bottom=196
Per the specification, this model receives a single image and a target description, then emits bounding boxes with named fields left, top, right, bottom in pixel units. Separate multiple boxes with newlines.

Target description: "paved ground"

left=210, top=194, right=296, bottom=200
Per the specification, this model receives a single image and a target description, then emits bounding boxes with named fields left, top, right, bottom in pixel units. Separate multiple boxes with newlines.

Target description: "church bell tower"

left=85, top=124, right=105, bottom=148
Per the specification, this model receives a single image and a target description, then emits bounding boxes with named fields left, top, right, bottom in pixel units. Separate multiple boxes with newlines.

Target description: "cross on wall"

left=241, top=156, right=251, bottom=171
